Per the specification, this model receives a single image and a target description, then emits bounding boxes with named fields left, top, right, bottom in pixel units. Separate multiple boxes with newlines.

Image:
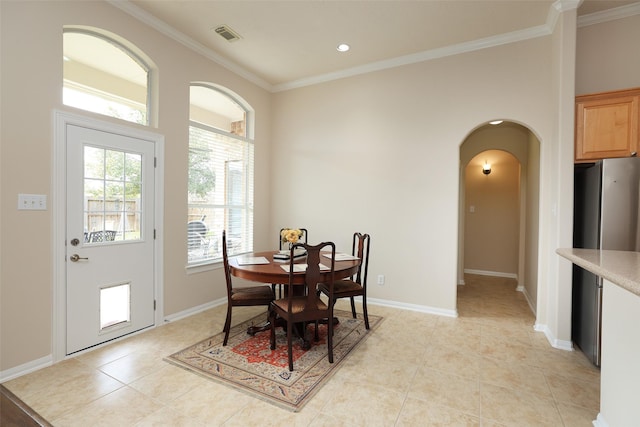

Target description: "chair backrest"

left=279, top=228, right=308, bottom=249
left=352, top=232, right=371, bottom=286
left=222, top=230, right=234, bottom=297
left=286, top=241, right=335, bottom=315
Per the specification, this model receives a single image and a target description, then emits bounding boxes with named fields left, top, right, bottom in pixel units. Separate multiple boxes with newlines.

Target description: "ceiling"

left=113, top=1, right=638, bottom=91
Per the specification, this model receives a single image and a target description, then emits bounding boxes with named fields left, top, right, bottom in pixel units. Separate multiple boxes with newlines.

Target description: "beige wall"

left=464, top=150, right=520, bottom=276
left=1, top=1, right=597, bottom=375
left=270, top=37, right=558, bottom=314
left=576, top=14, right=640, bottom=95
left=524, top=131, right=541, bottom=309
left=0, top=1, right=271, bottom=372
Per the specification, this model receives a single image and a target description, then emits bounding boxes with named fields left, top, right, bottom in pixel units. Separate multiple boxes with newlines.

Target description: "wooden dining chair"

left=222, top=230, right=274, bottom=346
left=273, top=228, right=309, bottom=298
left=318, top=232, right=371, bottom=329
left=269, top=241, right=336, bottom=371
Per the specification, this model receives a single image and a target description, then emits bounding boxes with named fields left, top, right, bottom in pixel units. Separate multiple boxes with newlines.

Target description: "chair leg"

left=362, top=298, right=370, bottom=330
left=287, top=319, right=294, bottom=371
left=314, top=321, right=320, bottom=341
left=223, top=305, right=232, bottom=346
left=327, top=312, right=334, bottom=364
left=350, top=296, right=357, bottom=318
left=272, top=283, right=284, bottom=299
left=269, top=309, right=276, bottom=350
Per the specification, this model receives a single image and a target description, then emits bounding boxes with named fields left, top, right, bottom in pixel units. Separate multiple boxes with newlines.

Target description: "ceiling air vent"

left=214, top=25, right=241, bottom=42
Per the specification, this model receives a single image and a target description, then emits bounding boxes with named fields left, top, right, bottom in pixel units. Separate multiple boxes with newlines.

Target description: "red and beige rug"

left=166, top=309, right=381, bottom=411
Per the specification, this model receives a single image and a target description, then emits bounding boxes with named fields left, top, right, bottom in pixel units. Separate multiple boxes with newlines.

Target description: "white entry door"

left=66, top=124, right=155, bottom=354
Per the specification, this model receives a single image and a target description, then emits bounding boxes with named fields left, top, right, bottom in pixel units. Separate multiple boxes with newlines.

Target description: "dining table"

left=228, top=250, right=361, bottom=348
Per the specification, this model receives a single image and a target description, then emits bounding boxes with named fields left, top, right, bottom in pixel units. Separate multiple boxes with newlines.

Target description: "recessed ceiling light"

left=490, top=120, right=503, bottom=125
left=336, top=43, right=350, bottom=52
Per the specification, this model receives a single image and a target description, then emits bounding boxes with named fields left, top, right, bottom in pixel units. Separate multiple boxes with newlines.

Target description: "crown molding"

left=578, top=1, right=640, bottom=27
left=108, top=0, right=640, bottom=93
left=553, top=0, right=582, bottom=13
left=273, top=24, right=551, bottom=92
left=106, top=0, right=273, bottom=92
left=546, top=0, right=582, bottom=30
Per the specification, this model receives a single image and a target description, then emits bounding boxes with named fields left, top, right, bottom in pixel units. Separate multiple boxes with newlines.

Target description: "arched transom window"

left=63, top=28, right=150, bottom=125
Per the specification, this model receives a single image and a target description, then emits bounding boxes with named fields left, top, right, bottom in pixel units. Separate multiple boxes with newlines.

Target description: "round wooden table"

left=228, top=250, right=360, bottom=284
left=228, top=250, right=360, bottom=347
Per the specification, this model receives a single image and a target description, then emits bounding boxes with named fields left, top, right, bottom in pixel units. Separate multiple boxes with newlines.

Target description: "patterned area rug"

left=165, top=309, right=381, bottom=411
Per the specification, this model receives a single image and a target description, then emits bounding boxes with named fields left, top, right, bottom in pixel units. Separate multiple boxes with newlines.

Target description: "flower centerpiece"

left=274, top=228, right=306, bottom=260
left=281, top=228, right=303, bottom=248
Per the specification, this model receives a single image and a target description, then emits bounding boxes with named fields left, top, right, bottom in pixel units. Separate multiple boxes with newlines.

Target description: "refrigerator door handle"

left=595, top=277, right=603, bottom=367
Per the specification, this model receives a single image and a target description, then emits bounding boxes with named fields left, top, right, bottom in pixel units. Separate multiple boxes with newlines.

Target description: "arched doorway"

left=458, top=121, right=541, bottom=314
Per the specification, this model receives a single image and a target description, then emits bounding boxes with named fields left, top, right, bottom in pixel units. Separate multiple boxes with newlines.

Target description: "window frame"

left=187, top=84, right=254, bottom=270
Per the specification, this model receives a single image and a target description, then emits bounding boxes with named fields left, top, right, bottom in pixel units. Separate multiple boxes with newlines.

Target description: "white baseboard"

left=366, top=297, right=458, bottom=318
left=0, top=355, right=53, bottom=383
left=464, top=268, right=518, bottom=280
left=163, top=297, right=226, bottom=323
left=534, top=323, right=573, bottom=351
left=520, top=285, right=537, bottom=315
left=593, top=413, right=608, bottom=427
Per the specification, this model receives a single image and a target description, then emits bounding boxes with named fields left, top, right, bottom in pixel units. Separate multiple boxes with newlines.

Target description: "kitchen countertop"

left=556, top=248, right=640, bottom=297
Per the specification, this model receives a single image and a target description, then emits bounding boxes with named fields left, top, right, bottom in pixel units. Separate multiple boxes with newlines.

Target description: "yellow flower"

left=281, top=228, right=303, bottom=244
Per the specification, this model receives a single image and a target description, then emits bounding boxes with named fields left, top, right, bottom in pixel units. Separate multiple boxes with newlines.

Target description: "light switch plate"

left=18, top=194, right=47, bottom=210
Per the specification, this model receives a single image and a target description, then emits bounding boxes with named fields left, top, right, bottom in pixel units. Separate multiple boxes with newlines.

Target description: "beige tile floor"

left=4, top=274, right=600, bottom=426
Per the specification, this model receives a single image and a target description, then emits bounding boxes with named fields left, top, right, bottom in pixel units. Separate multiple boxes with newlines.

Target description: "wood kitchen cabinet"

left=575, top=87, right=640, bottom=163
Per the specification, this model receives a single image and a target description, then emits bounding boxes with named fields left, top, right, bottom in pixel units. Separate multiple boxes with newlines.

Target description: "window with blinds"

left=188, top=85, right=254, bottom=265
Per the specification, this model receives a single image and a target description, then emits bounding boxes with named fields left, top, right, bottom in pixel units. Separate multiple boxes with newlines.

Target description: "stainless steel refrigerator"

left=572, top=157, right=640, bottom=366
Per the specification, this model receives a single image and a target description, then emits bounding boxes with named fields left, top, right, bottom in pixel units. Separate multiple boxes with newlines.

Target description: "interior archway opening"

left=458, top=121, right=541, bottom=318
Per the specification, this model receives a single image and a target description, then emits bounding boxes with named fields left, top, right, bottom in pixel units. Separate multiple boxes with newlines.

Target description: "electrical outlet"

left=377, top=274, right=385, bottom=286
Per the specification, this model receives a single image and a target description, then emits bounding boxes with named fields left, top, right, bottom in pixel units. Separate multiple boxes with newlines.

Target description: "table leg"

left=247, top=311, right=271, bottom=335
left=318, top=317, right=340, bottom=325
left=247, top=322, right=270, bottom=335
left=257, top=316, right=312, bottom=350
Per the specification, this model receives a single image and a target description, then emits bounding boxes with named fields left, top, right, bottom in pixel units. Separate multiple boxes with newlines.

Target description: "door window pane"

left=84, top=146, right=142, bottom=243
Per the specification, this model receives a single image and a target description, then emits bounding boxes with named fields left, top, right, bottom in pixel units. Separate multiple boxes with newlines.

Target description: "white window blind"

left=187, top=124, right=254, bottom=265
